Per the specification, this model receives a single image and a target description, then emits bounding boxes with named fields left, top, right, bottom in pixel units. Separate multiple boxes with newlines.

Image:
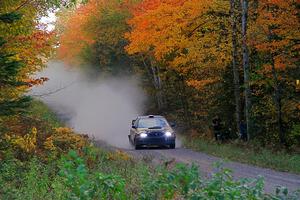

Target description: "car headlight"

left=165, top=131, right=172, bottom=137
left=139, top=131, right=147, bottom=138
left=140, top=133, right=147, bottom=138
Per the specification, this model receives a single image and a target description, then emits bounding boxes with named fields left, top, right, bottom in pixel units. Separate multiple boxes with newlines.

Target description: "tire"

left=169, top=143, right=175, bottom=149
left=128, top=135, right=132, bottom=144
left=134, top=138, right=141, bottom=150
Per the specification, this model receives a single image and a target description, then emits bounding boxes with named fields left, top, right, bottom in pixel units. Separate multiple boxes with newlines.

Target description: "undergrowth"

left=183, top=136, right=300, bottom=174
left=1, top=146, right=299, bottom=200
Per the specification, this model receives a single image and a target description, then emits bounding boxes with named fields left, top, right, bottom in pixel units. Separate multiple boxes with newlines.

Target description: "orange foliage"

left=57, top=0, right=136, bottom=65
left=186, top=79, right=218, bottom=90
left=125, top=0, right=230, bottom=90
left=24, top=77, right=49, bottom=87
left=57, top=0, right=99, bottom=64
left=250, top=0, right=299, bottom=70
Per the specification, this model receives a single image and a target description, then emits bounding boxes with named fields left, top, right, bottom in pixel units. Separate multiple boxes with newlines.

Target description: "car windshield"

left=137, top=118, right=168, bottom=129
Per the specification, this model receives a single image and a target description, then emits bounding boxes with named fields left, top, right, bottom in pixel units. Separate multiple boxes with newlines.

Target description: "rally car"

left=128, top=115, right=176, bottom=149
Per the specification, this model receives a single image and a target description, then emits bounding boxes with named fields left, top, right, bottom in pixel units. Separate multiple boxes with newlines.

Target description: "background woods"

left=0, top=0, right=87, bottom=159
left=0, top=0, right=300, bottom=199
left=57, top=0, right=300, bottom=149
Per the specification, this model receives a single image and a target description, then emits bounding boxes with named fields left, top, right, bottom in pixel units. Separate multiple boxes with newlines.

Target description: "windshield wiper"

left=148, top=126, right=162, bottom=129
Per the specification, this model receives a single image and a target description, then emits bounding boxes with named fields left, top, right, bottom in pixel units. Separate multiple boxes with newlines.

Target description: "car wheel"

left=169, top=143, right=175, bottom=149
left=134, top=138, right=141, bottom=149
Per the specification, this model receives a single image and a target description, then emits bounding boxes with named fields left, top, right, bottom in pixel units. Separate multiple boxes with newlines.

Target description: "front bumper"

left=135, top=136, right=175, bottom=146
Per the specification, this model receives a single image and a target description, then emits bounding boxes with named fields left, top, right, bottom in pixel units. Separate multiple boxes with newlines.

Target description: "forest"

left=57, top=0, right=300, bottom=148
left=0, top=0, right=299, bottom=199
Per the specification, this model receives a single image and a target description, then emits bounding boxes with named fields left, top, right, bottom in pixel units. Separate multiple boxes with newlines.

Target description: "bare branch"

left=187, top=21, right=208, bottom=38
left=31, top=81, right=76, bottom=98
left=14, top=0, right=33, bottom=11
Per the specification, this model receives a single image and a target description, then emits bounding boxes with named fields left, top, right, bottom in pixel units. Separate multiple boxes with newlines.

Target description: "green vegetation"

left=183, top=137, right=300, bottom=174
left=1, top=1, right=299, bottom=198
left=2, top=147, right=300, bottom=200
left=28, top=100, right=63, bottom=128
left=57, top=0, right=300, bottom=150
left=0, top=11, right=31, bottom=116
left=0, top=100, right=299, bottom=199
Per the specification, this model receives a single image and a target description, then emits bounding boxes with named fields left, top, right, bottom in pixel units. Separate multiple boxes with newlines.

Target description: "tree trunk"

left=230, top=0, right=242, bottom=134
left=179, top=75, right=192, bottom=127
left=270, top=55, right=285, bottom=145
left=241, top=0, right=251, bottom=140
left=265, top=3, right=285, bottom=146
left=149, top=59, right=164, bottom=110
left=141, top=56, right=164, bottom=110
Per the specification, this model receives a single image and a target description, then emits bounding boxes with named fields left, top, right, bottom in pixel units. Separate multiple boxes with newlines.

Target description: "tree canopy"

left=57, top=0, right=300, bottom=147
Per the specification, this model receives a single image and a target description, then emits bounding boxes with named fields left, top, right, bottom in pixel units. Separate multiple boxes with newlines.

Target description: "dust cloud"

left=30, top=61, right=146, bottom=148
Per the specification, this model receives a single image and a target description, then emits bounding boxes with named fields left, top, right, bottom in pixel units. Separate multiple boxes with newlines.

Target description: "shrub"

left=1, top=147, right=299, bottom=200
left=59, top=150, right=127, bottom=200
left=3, top=126, right=88, bottom=160
left=44, top=127, right=88, bottom=153
left=287, top=124, right=300, bottom=147
left=9, top=127, right=37, bottom=153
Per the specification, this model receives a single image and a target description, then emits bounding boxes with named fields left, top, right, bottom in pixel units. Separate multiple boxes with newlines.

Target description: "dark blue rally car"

left=128, top=115, right=176, bottom=149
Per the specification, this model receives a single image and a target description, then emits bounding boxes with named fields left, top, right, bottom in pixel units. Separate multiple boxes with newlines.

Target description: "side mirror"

left=132, top=120, right=136, bottom=126
left=132, top=125, right=136, bottom=129
left=170, top=122, right=176, bottom=128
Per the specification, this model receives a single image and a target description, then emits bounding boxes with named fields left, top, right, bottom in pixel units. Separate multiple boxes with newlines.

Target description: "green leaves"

left=0, top=12, right=22, bottom=23
left=59, top=150, right=126, bottom=200
left=0, top=96, right=32, bottom=116
left=1, top=147, right=300, bottom=199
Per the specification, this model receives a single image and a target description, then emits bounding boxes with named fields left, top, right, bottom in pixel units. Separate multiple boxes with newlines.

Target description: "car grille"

left=147, top=131, right=164, bottom=137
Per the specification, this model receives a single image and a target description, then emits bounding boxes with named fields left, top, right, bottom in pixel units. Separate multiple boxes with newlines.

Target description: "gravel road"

left=118, top=146, right=300, bottom=194
left=42, top=101, right=300, bottom=194
left=36, top=64, right=300, bottom=195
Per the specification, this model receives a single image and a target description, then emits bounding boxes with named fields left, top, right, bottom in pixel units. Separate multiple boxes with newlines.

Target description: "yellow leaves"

left=107, top=150, right=131, bottom=161
left=44, top=137, right=56, bottom=151
left=186, top=79, right=218, bottom=91
left=44, top=127, right=88, bottom=152
left=6, top=127, right=37, bottom=153
left=296, top=80, right=300, bottom=93
left=4, top=125, right=88, bottom=155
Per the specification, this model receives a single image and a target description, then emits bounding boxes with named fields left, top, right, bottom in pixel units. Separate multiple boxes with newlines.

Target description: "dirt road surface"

left=40, top=98, right=300, bottom=194
left=118, top=146, right=300, bottom=194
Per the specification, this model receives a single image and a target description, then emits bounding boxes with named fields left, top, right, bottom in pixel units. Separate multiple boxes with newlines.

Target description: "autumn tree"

left=56, top=0, right=300, bottom=147
left=0, top=12, right=31, bottom=116
left=240, top=0, right=251, bottom=140
left=57, top=1, right=97, bottom=66
left=249, top=0, right=300, bottom=145
left=126, top=0, right=237, bottom=128
left=57, top=0, right=136, bottom=73
left=0, top=0, right=71, bottom=113
left=230, top=0, right=242, bottom=134
left=0, top=0, right=77, bottom=134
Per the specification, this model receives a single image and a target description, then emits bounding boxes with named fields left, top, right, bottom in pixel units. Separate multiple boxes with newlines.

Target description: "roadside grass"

left=28, top=99, right=63, bottom=127
left=2, top=100, right=299, bottom=199
left=2, top=145, right=300, bottom=200
left=183, top=137, right=300, bottom=174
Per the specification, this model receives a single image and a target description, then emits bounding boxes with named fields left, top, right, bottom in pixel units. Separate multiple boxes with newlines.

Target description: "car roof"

left=136, top=115, right=164, bottom=119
